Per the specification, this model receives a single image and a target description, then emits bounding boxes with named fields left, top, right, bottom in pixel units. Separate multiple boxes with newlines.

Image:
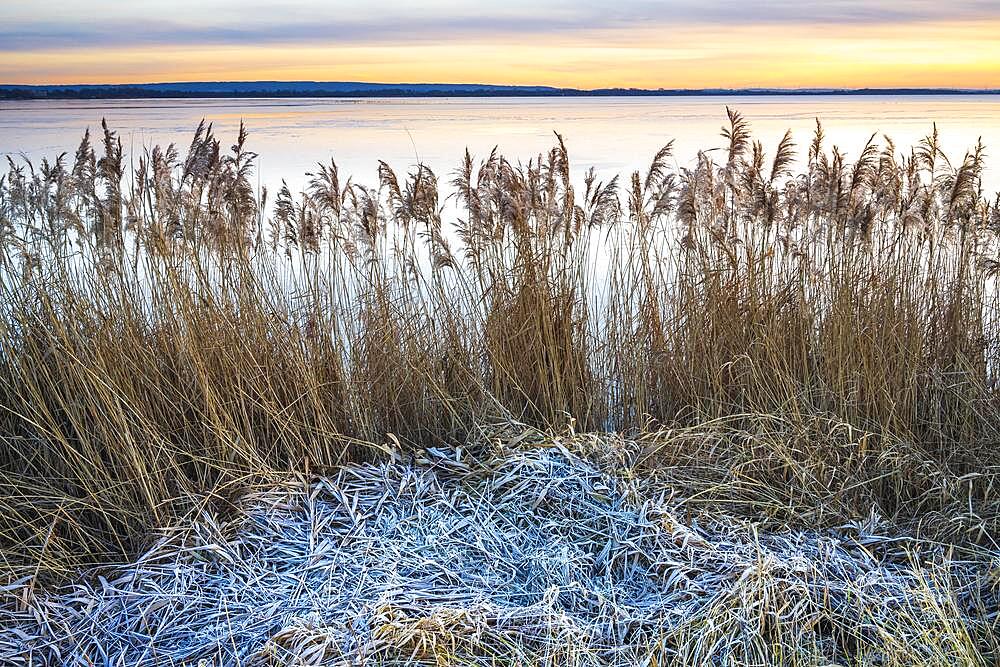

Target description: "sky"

left=2, top=1, right=999, bottom=88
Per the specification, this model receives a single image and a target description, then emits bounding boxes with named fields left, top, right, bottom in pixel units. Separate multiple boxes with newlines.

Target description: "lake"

left=2, top=96, right=999, bottom=196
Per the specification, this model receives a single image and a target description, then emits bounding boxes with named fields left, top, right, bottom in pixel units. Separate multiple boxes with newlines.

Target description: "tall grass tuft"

left=0, top=114, right=998, bottom=579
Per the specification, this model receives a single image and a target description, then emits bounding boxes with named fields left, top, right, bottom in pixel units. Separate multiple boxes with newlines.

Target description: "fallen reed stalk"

left=2, top=430, right=996, bottom=665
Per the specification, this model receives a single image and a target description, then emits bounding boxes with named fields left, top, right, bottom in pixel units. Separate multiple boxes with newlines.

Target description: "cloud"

left=3, top=0, right=1000, bottom=53
left=584, top=0, right=1000, bottom=26
left=2, top=16, right=583, bottom=51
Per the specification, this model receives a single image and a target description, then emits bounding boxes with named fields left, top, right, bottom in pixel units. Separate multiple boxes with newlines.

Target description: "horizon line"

left=2, top=80, right=1000, bottom=99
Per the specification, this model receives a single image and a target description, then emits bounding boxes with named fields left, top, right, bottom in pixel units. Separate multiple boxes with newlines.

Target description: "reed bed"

left=0, top=110, right=998, bottom=661
left=3, top=430, right=997, bottom=665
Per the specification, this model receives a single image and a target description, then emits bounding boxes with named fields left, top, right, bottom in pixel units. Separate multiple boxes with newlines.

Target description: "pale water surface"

left=2, top=96, right=999, bottom=196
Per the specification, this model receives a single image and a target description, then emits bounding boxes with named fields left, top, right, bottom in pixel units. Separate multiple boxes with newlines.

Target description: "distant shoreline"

left=2, top=81, right=999, bottom=100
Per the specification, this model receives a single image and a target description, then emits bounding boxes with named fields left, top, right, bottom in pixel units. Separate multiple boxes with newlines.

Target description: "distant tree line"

left=3, top=85, right=999, bottom=100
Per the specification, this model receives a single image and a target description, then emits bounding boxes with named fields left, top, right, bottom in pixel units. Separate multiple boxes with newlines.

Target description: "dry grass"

left=2, top=430, right=996, bottom=666
left=0, top=110, right=998, bottom=660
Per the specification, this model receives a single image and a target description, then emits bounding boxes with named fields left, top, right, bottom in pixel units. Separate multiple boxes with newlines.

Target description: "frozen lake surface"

left=2, top=95, right=1000, bottom=195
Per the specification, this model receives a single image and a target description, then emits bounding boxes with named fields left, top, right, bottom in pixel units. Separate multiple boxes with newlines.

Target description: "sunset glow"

left=2, top=1, right=999, bottom=88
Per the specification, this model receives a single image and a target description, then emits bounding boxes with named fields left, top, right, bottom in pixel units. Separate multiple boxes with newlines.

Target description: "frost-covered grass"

left=3, top=432, right=996, bottom=666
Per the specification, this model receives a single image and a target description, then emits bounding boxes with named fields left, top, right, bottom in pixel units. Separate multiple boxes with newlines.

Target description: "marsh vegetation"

left=1, top=110, right=998, bottom=664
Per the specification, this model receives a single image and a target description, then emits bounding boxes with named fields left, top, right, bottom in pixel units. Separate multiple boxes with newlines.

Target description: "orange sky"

left=2, top=2, right=999, bottom=88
